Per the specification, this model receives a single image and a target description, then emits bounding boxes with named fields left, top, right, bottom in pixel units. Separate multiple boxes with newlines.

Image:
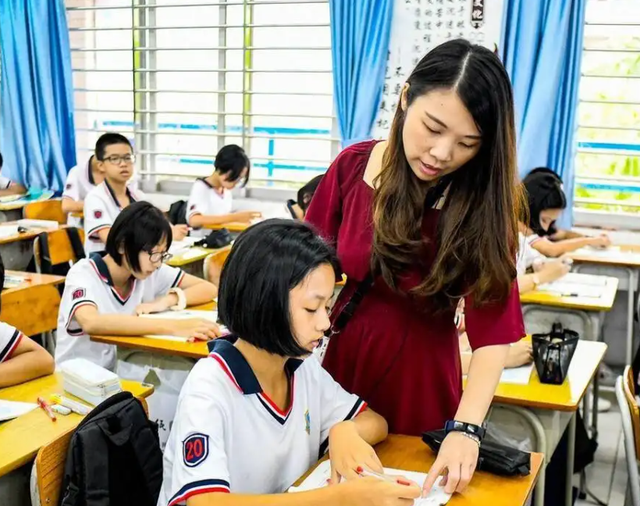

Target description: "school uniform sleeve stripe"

left=66, top=301, right=97, bottom=330
left=172, top=270, right=185, bottom=288
left=187, top=209, right=202, bottom=219
left=344, top=398, right=368, bottom=421
left=0, top=329, right=22, bottom=362
left=167, top=479, right=230, bottom=506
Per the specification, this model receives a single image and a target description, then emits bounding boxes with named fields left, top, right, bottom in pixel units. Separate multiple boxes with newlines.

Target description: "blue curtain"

left=0, top=0, right=76, bottom=192
left=330, top=0, right=394, bottom=148
left=501, top=0, right=587, bottom=227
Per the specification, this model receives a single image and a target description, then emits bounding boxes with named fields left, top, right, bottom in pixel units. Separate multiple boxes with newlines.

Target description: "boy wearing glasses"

left=55, top=202, right=221, bottom=371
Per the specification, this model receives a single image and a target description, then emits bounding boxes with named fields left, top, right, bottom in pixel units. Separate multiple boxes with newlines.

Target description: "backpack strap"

left=66, top=227, right=86, bottom=263
left=37, top=231, right=53, bottom=274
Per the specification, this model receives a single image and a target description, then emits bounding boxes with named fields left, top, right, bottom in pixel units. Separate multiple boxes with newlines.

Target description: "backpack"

left=59, top=391, right=163, bottom=506
left=194, top=229, right=233, bottom=249
left=168, top=200, right=188, bottom=225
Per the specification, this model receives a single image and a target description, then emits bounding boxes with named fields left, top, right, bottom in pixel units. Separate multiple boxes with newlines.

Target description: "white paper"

left=536, top=281, right=603, bottom=298
left=574, top=246, right=640, bottom=263
left=559, top=273, right=608, bottom=286
left=140, top=310, right=225, bottom=342
left=3, top=274, right=25, bottom=289
left=499, top=363, right=533, bottom=385
left=288, top=460, right=451, bottom=506
left=0, top=225, right=19, bottom=239
left=0, top=399, right=38, bottom=422
left=169, top=237, right=200, bottom=255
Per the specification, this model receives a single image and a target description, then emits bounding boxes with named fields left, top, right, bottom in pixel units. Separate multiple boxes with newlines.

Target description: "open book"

left=140, top=310, right=225, bottom=342
left=0, top=399, right=38, bottom=422
left=288, top=460, right=451, bottom=505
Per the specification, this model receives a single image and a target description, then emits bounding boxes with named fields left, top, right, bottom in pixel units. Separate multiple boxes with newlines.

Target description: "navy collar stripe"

left=89, top=253, right=136, bottom=306
left=256, top=395, right=291, bottom=426
left=87, top=156, right=95, bottom=185
left=104, top=180, right=135, bottom=209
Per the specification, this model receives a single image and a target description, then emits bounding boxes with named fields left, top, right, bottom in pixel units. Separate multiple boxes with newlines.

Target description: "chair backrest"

left=616, top=368, right=640, bottom=506
left=32, top=398, right=149, bottom=506
left=203, top=246, right=232, bottom=286
left=24, top=199, right=67, bottom=224
left=33, top=228, right=85, bottom=272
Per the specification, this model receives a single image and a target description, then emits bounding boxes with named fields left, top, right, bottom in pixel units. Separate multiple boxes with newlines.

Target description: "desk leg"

left=497, top=406, right=547, bottom=506
left=626, top=269, right=636, bottom=366
left=566, top=412, right=577, bottom=506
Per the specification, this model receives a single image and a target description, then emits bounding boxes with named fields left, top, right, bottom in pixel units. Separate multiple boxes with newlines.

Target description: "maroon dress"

left=305, top=140, right=525, bottom=436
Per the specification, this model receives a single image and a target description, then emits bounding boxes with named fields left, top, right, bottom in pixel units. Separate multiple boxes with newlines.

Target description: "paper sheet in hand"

left=499, top=363, right=533, bottom=385
left=0, top=399, right=38, bottom=422
left=288, top=460, right=451, bottom=505
left=140, top=310, right=223, bottom=342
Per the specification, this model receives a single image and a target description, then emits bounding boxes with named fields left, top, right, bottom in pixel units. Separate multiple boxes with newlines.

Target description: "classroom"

left=0, top=0, right=638, bottom=505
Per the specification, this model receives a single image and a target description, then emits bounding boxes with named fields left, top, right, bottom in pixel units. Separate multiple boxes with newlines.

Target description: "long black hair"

left=523, top=172, right=567, bottom=236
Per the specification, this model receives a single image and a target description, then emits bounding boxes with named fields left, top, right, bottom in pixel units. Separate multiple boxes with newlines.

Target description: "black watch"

left=444, top=420, right=486, bottom=440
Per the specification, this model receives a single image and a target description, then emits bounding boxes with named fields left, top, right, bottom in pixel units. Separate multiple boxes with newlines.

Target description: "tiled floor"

left=575, top=401, right=627, bottom=506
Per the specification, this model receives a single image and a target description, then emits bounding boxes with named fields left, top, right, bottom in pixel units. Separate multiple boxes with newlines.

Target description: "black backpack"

left=59, top=391, right=163, bottom=506
left=168, top=200, right=188, bottom=225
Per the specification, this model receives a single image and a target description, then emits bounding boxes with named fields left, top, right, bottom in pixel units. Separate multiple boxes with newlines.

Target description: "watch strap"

left=444, top=419, right=486, bottom=440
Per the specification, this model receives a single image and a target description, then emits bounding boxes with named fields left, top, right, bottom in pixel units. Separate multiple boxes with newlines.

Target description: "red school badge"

left=66, top=183, right=72, bottom=189
left=94, top=210, right=103, bottom=219
left=183, top=433, right=209, bottom=467
left=72, top=288, right=85, bottom=300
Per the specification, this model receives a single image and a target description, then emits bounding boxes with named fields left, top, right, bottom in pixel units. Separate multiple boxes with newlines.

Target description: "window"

left=66, top=0, right=337, bottom=189
left=575, top=0, right=640, bottom=214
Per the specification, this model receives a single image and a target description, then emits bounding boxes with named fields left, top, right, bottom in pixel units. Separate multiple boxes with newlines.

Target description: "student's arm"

left=518, top=259, right=570, bottom=294
left=531, top=235, right=608, bottom=257
left=136, top=270, right=218, bottom=315
left=188, top=211, right=260, bottom=228
left=73, top=304, right=221, bottom=340
left=95, top=228, right=110, bottom=244
left=549, top=229, right=584, bottom=241
left=61, top=199, right=85, bottom=214
left=0, top=335, right=54, bottom=388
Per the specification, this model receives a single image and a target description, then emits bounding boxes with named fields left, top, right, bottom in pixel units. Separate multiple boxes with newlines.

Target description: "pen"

left=356, top=466, right=412, bottom=486
left=37, top=397, right=57, bottom=422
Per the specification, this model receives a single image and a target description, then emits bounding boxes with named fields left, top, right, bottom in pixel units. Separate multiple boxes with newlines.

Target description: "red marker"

left=37, top=396, right=57, bottom=422
left=356, top=466, right=412, bottom=486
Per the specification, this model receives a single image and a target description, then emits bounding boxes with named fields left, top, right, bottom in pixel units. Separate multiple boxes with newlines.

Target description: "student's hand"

left=170, top=318, right=223, bottom=341
left=329, top=421, right=384, bottom=483
left=422, top=431, right=479, bottom=496
left=171, top=224, right=189, bottom=241
left=136, top=300, right=171, bottom=315
left=338, top=476, right=421, bottom=506
left=538, top=259, right=570, bottom=284
left=505, top=340, right=533, bottom=368
left=589, top=234, right=610, bottom=248
left=232, top=211, right=262, bottom=223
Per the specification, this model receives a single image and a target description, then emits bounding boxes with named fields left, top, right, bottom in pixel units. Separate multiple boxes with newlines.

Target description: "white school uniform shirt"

left=516, top=232, right=545, bottom=275
left=0, top=322, right=24, bottom=364
left=84, top=180, right=145, bottom=254
left=157, top=339, right=367, bottom=506
left=62, top=157, right=98, bottom=228
left=55, top=252, right=185, bottom=370
left=0, top=174, right=16, bottom=191
left=186, top=178, right=233, bottom=238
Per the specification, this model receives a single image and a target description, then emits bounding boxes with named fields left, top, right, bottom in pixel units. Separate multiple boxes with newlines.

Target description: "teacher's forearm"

left=454, top=344, right=509, bottom=425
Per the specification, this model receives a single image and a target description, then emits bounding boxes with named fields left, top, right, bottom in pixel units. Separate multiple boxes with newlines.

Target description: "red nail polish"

left=356, top=466, right=363, bottom=473
left=397, top=479, right=412, bottom=486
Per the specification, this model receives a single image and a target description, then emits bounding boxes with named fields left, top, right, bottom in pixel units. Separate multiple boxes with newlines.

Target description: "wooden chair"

left=31, top=398, right=149, bottom=506
left=203, top=246, right=232, bottom=286
left=23, top=199, right=67, bottom=224
left=615, top=366, right=640, bottom=506
left=33, top=228, right=85, bottom=274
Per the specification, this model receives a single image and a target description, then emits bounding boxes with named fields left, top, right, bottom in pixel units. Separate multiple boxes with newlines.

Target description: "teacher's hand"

left=422, top=431, right=479, bottom=496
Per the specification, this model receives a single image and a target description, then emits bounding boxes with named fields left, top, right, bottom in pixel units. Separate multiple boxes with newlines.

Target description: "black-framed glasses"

left=103, top=154, right=135, bottom=165
left=146, top=250, right=173, bottom=263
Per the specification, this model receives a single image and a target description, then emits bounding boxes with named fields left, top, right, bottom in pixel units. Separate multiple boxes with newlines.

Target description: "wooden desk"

left=1, top=271, right=65, bottom=336
left=0, top=223, right=51, bottom=246
left=0, top=191, right=55, bottom=212
left=204, top=222, right=250, bottom=233
left=295, top=435, right=543, bottom=506
left=0, top=373, right=154, bottom=477
left=520, top=276, right=618, bottom=312
left=90, top=302, right=216, bottom=358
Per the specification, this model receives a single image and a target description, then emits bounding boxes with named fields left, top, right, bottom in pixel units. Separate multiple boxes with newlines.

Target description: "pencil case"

left=532, top=323, right=579, bottom=385
left=58, top=358, right=122, bottom=406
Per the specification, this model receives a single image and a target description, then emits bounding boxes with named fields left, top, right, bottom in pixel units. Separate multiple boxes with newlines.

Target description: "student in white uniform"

left=62, top=143, right=104, bottom=228
left=158, top=220, right=421, bottom=506
left=0, top=257, right=54, bottom=387
left=187, top=144, right=262, bottom=238
left=55, top=202, right=221, bottom=371
left=0, top=151, right=27, bottom=197
left=84, top=134, right=187, bottom=254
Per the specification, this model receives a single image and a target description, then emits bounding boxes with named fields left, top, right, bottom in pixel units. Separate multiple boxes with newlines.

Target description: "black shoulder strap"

left=325, top=178, right=450, bottom=338
left=66, top=227, right=86, bottom=263
left=37, top=232, right=53, bottom=274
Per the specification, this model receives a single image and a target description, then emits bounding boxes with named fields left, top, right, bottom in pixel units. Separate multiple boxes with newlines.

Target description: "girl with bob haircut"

left=522, top=170, right=610, bottom=257
left=55, top=201, right=221, bottom=370
left=158, top=219, right=421, bottom=506
left=306, top=38, right=526, bottom=495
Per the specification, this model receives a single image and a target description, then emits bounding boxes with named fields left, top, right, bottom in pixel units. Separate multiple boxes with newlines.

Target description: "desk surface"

left=295, top=434, right=542, bottom=506
left=167, top=246, right=215, bottom=267
left=475, top=340, right=607, bottom=411
left=2, top=270, right=65, bottom=293
left=0, top=373, right=154, bottom=476
left=520, top=276, right=618, bottom=311
left=90, top=302, right=216, bottom=359
left=0, top=222, right=52, bottom=246
left=570, top=244, right=640, bottom=268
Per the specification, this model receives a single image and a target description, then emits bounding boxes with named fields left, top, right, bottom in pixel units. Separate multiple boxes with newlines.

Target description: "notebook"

left=288, top=460, right=451, bottom=505
left=141, top=310, right=225, bottom=342
left=0, top=399, right=38, bottom=422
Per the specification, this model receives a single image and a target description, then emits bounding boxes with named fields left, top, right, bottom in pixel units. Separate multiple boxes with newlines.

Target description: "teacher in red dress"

left=306, top=39, right=525, bottom=496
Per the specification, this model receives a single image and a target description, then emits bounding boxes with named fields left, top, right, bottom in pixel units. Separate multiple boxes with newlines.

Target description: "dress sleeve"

left=304, top=160, right=343, bottom=246
left=464, top=281, right=525, bottom=350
